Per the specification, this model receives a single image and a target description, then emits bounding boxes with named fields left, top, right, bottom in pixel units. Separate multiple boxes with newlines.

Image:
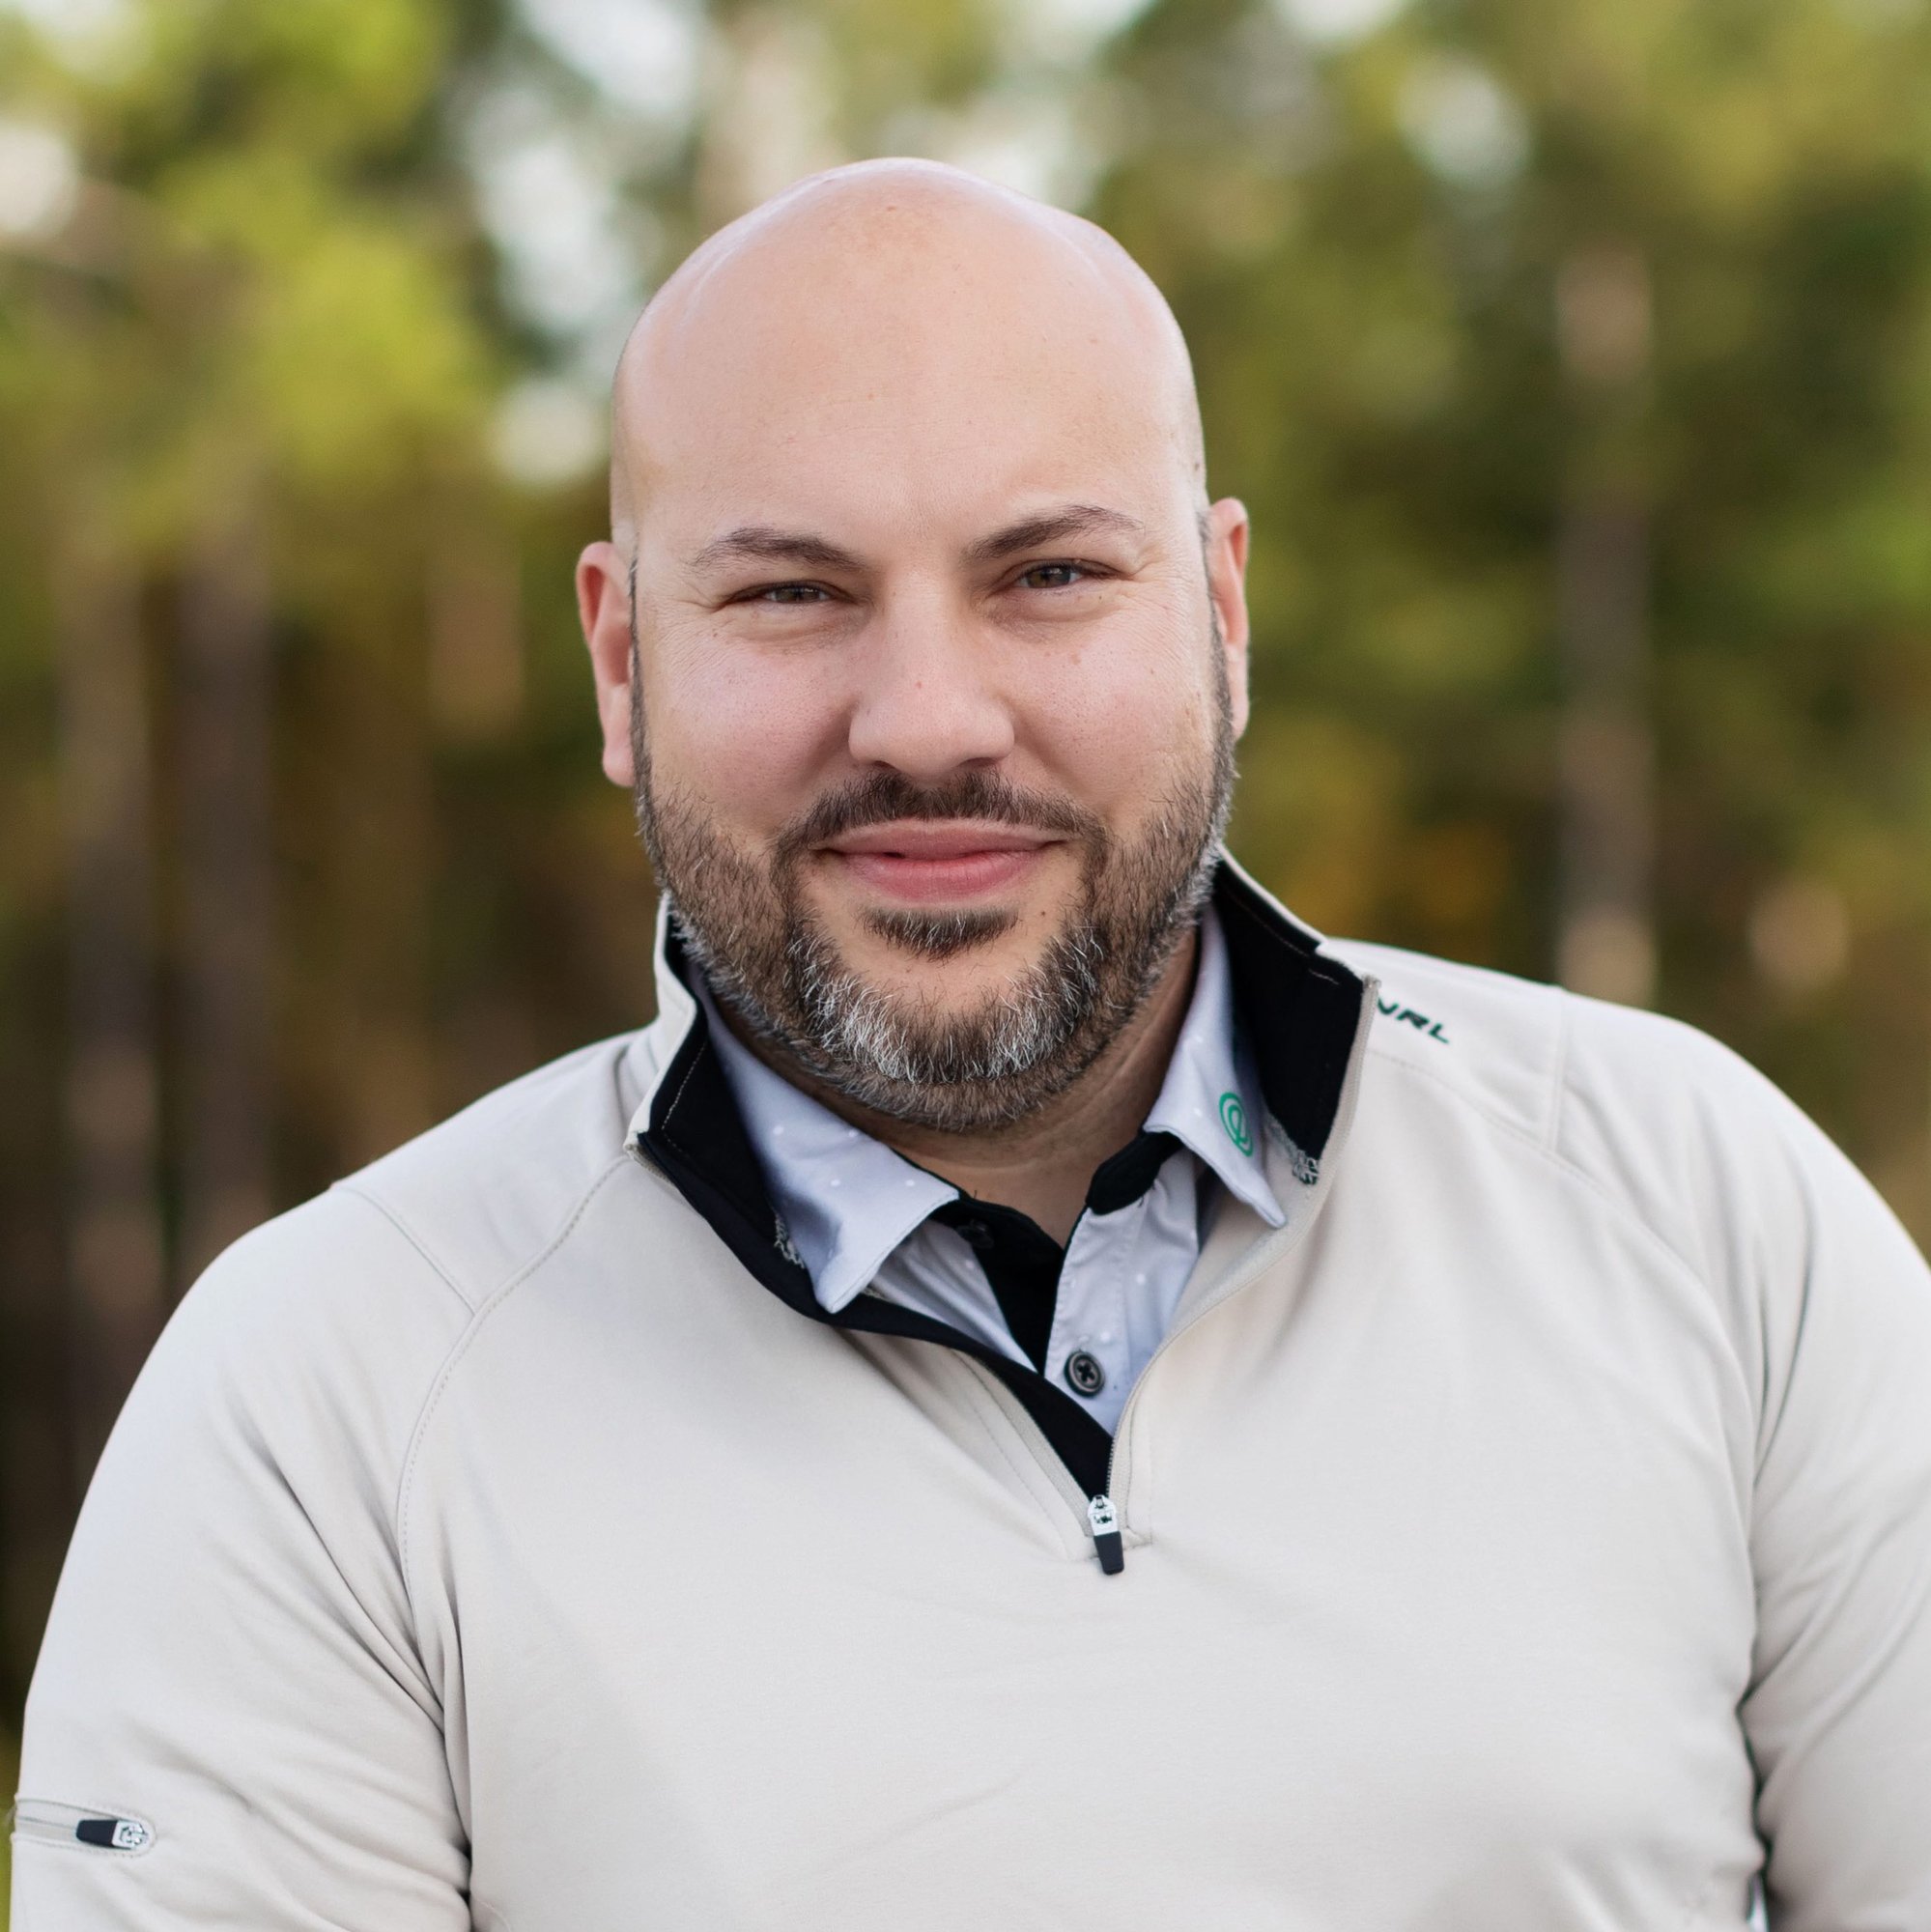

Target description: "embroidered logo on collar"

left=1218, top=1091, right=1254, bottom=1155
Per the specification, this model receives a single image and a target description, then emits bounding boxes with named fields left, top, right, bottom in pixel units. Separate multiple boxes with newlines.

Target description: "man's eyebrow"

left=962, top=504, right=1150, bottom=567
left=686, top=526, right=867, bottom=575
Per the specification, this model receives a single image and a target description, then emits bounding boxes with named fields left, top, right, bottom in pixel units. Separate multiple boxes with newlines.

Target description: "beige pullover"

left=14, top=866, right=1931, bottom=1930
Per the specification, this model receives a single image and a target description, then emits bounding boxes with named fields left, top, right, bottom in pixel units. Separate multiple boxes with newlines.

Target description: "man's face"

left=582, top=192, right=1251, bottom=1130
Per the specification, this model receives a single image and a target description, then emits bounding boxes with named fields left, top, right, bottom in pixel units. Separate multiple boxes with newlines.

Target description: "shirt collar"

left=698, top=903, right=1282, bottom=1317
left=1144, top=908, right=1285, bottom=1229
left=698, top=983, right=958, bottom=1314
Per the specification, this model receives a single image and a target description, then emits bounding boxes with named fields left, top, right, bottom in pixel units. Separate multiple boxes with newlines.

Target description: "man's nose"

left=844, top=590, right=1016, bottom=780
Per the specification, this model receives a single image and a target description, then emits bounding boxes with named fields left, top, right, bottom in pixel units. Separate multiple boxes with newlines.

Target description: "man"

left=14, top=160, right=1931, bottom=1931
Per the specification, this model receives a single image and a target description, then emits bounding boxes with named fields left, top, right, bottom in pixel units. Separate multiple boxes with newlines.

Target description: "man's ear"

left=578, top=540, right=638, bottom=786
left=1205, top=497, right=1251, bottom=738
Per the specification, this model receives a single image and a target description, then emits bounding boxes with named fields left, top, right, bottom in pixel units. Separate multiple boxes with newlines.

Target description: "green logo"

left=1218, top=1091, right=1253, bottom=1156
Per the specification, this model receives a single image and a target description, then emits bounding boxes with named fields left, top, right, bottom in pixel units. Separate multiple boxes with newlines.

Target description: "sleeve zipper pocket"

left=13, top=1798, right=156, bottom=1854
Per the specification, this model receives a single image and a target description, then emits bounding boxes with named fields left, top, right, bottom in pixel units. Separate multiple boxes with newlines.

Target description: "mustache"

left=775, top=769, right=1105, bottom=858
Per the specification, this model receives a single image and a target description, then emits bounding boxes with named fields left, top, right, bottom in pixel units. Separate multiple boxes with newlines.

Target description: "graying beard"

left=676, top=781, right=1225, bottom=1135
left=798, top=924, right=1102, bottom=1089
left=677, top=910, right=1105, bottom=1130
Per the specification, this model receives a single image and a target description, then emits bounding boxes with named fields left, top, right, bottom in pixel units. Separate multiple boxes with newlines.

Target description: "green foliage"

left=128, top=0, right=448, bottom=156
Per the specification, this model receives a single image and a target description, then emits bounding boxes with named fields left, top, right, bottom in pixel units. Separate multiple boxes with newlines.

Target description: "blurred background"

left=7, top=0, right=1931, bottom=1867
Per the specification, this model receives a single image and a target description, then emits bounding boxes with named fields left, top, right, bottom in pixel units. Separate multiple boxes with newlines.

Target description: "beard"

left=632, top=648, right=1235, bottom=1135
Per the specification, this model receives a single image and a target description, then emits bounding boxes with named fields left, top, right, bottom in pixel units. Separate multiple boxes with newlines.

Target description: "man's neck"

left=722, top=931, right=1200, bottom=1247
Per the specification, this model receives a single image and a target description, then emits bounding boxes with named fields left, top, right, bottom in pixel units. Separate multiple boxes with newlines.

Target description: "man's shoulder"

left=185, top=1024, right=661, bottom=1339
left=335, top=1025, right=665, bottom=1309
left=146, top=1027, right=670, bottom=1466
left=1322, top=936, right=1573, bottom=1145
left=1325, top=935, right=1775, bottom=1138
left=1322, top=934, right=1853, bottom=1290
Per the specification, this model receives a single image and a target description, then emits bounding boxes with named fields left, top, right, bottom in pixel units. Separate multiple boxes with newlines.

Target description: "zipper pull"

left=76, top=1817, right=151, bottom=1850
left=1088, top=1493, right=1124, bottom=1575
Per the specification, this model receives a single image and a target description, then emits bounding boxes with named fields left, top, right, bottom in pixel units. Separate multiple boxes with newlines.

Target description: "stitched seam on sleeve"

left=394, top=1156, right=633, bottom=1609
left=333, top=1183, right=480, bottom=1314
left=1371, top=1049, right=1715, bottom=1302
left=15, top=1795, right=156, bottom=1827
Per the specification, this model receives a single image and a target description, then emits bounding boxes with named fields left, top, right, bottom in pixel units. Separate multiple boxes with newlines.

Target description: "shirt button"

left=1064, top=1350, right=1107, bottom=1398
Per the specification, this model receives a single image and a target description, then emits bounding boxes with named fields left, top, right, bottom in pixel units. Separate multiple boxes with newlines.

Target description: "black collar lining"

left=639, top=865, right=1365, bottom=1501
left=1213, top=866, right=1355, bottom=1164
left=641, top=1049, right=1117, bottom=1492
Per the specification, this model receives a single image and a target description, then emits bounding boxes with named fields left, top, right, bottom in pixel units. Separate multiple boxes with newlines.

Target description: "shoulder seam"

left=393, top=1153, right=635, bottom=1609
left=332, top=1182, right=483, bottom=1315
left=1368, top=1049, right=1714, bottom=1302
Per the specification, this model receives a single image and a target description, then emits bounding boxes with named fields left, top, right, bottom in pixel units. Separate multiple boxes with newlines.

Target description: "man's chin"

left=821, top=923, right=1048, bottom=1003
left=808, top=869, right=1066, bottom=958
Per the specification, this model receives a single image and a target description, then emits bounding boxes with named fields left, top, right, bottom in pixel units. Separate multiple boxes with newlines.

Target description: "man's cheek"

left=1029, top=668, right=1184, bottom=783
left=655, top=709, right=813, bottom=836
left=698, top=697, right=842, bottom=821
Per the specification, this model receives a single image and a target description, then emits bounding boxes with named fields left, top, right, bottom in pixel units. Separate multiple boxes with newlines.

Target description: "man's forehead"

left=611, top=160, right=1206, bottom=550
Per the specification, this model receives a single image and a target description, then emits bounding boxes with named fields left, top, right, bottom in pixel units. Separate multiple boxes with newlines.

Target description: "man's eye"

left=755, top=582, right=830, bottom=605
left=1016, top=562, right=1090, bottom=590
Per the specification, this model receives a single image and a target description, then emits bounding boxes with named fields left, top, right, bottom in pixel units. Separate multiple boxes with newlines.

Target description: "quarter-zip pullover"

left=14, top=860, right=1931, bottom=1932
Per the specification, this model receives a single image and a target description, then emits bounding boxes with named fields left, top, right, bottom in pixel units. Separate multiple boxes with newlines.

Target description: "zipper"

left=1076, top=1231, right=1290, bottom=1577
left=639, top=1094, right=1361, bottom=1581
left=1073, top=978, right=1378, bottom=1577
left=1086, top=1492, right=1124, bottom=1574
left=13, top=1798, right=156, bottom=1853
left=631, top=969, right=1377, bottom=1584
left=642, top=1099, right=1147, bottom=1575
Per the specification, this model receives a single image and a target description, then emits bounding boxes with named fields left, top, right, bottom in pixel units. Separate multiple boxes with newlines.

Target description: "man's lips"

left=819, top=821, right=1063, bottom=904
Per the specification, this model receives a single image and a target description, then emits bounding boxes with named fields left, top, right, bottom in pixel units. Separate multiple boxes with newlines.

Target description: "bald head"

left=577, top=159, right=1252, bottom=1149
left=610, top=159, right=1207, bottom=555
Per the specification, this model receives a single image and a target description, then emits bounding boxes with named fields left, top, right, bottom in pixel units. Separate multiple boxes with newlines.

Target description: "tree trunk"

left=1555, top=243, right=1656, bottom=1007
left=177, top=501, right=275, bottom=1280
left=58, top=523, right=164, bottom=1487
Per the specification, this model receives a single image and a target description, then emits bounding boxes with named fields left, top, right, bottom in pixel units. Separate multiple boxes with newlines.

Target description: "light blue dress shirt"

left=701, top=908, right=1283, bottom=1432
